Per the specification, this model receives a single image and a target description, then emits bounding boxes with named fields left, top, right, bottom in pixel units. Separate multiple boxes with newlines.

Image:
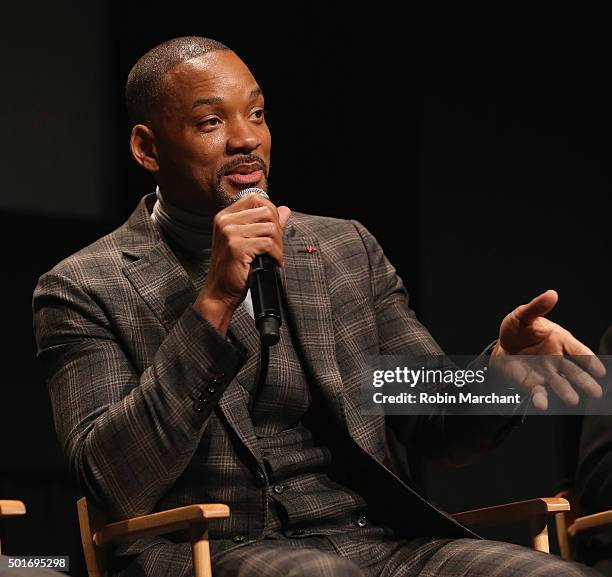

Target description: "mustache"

left=216, top=155, right=268, bottom=179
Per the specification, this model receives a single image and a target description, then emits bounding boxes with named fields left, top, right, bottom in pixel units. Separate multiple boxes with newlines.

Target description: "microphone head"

left=233, top=187, right=270, bottom=202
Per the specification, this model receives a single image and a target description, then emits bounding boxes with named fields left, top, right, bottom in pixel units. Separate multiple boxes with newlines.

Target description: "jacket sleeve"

left=350, top=220, right=520, bottom=466
left=32, top=269, right=247, bottom=520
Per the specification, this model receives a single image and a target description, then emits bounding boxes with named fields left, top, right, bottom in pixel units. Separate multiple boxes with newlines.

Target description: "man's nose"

left=226, top=119, right=261, bottom=154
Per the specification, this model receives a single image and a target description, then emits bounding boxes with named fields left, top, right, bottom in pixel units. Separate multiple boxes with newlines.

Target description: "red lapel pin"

left=305, top=244, right=317, bottom=254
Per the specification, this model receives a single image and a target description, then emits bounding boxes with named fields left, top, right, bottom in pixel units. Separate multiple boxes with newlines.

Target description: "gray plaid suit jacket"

left=33, top=193, right=508, bottom=565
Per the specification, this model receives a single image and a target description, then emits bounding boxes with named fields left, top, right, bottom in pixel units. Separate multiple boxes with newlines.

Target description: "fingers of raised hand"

left=562, top=337, right=607, bottom=379
left=556, top=357, right=603, bottom=400
left=514, top=290, right=558, bottom=324
left=492, top=355, right=604, bottom=410
left=531, top=383, right=548, bottom=411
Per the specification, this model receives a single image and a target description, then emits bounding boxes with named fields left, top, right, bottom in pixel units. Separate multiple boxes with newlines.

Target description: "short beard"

left=213, top=155, right=270, bottom=208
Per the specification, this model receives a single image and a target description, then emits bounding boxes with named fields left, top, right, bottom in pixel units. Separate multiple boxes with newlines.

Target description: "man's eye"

left=252, top=108, right=267, bottom=120
left=198, top=117, right=221, bottom=129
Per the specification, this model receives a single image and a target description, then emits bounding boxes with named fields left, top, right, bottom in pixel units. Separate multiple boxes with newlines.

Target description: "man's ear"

left=130, top=124, right=160, bottom=172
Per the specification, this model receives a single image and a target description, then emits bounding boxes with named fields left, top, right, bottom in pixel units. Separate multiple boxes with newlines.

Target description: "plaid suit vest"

left=179, top=247, right=370, bottom=537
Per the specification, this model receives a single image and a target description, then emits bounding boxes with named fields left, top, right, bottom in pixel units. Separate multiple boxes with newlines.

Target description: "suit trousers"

left=114, top=526, right=601, bottom=577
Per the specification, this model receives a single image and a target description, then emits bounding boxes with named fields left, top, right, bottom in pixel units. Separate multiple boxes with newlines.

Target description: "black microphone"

left=234, top=187, right=282, bottom=346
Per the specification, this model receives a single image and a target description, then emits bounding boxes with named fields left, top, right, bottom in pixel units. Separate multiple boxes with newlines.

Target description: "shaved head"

left=125, top=36, right=232, bottom=125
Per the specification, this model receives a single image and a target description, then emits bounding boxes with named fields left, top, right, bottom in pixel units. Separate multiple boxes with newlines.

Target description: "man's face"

left=151, top=51, right=271, bottom=214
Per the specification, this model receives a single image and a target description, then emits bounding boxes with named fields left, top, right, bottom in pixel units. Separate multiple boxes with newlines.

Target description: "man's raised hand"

left=491, top=290, right=606, bottom=410
left=194, top=194, right=291, bottom=335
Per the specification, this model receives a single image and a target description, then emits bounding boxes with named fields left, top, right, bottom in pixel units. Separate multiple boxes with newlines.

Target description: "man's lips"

left=224, top=163, right=264, bottom=186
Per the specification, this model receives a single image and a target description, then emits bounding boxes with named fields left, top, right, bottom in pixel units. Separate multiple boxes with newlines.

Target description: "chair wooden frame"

left=78, top=496, right=568, bottom=576
left=77, top=498, right=229, bottom=577
left=554, top=490, right=612, bottom=562
left=0, top=500, right=26, bottom=555
left=453, top=497, right=569, bottom=553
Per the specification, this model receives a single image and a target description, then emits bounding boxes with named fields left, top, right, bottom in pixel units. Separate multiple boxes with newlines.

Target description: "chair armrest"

left=0, top=500, right=26, bottom=518
left=568, top=510, right=612, bottom=537
left=94, top=504, right=230, bottom=546
left=452, top=498, right=569, bottom=528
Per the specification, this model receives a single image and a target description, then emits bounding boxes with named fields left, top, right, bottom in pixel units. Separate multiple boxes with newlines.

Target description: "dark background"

left=1, top=2, right=609, bottom=574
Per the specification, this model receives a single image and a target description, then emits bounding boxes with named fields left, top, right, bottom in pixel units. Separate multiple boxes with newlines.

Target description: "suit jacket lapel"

left=281, top=220, right=388, bottom=458
left=122, top=241, right=197, bottom=332
left=216, top=304, right=265, bottom=465
left=227, top=303, right=260, bottom=397
left=119, top=194, right=264, bottom=465
left=280, top=223, right=347, bottom=429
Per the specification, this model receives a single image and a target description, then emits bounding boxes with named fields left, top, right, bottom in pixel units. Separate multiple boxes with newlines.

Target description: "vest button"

left=254, top=469, right=267, bottom=487
left=232, top=535, right=246, bottom=543
left=193, top=401, right=204, bottom=412
left=211, top=371, right=226, bottom=384
left=356, top=515, right=367, bottom=528
left=272, top=484, right=284, bottom=495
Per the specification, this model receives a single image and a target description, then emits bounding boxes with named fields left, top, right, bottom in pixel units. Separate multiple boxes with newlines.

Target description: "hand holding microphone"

left=194, top=188, right=291, bottom=344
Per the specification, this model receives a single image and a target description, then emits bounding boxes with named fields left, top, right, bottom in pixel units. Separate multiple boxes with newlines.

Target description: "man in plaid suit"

left=33, top=37, right=604, bottom=576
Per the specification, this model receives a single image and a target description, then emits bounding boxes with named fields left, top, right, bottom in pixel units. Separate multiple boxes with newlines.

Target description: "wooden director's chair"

left=77, top=498, right=229, bottom=577
left=554, top=490, right=612, bottom=562
left=78, top=496, right=568, bottom=577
